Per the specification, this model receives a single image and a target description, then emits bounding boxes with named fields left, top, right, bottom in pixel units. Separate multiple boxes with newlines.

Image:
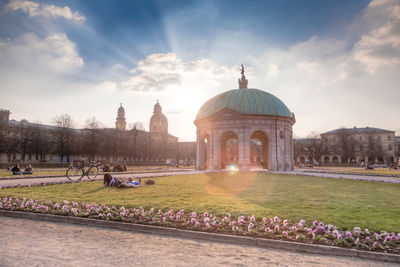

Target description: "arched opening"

left=300, top=156, right=305, bottom=163
left=220, top=131, right=238, bottom=169
left=332, top=156, right=338, bottom=164
left=324, top=156, right=330, bottom=164
left=250, top=131, right=269, bottom=169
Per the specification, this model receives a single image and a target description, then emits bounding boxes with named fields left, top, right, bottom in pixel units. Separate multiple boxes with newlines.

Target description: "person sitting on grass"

left=112, top=164, right=127, bottom=172
left=102, top=164, right=111, bottom=172
left=11, top=164, right=21, bottom=175
left=23, top=164, right=33, bottom=175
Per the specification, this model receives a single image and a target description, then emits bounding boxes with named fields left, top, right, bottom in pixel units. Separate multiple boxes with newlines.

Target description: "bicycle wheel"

left=66, top=166, right=84, bottom=181
left=87, top=166, right=99, bottom=181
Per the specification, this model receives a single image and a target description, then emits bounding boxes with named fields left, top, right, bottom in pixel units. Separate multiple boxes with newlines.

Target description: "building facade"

left=295, top=127, right=399, bottom=165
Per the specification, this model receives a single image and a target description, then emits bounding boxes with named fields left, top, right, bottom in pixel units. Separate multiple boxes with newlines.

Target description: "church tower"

left=149, top=100, right=168, bottom=134
left=115, top=104, right=126, bottom=130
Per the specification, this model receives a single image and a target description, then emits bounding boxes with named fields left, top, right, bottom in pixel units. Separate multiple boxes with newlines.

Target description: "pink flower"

left=325, top=230, right=331, bottom=235
left=291, top=226, right=298, bottom=232
left=384, top=236, right=392, bottom=244
left=250, top=215, right=256, bottom=222
left=366, top=236, right=371, bottom=242
left=373, top=241, right=378, bottom=248
left=274, top=216, right=280, bottom=223
left=312, top=220, right=319, bottom=227
left=282, top=231, right=289, bottom=238
left=195, top=221, right=200, bottom=227
left=345, top=231, right=352, bottom=238
left=231, top=220, right=237, bottom=226
left=203, top=212, right=209, bottom=217
left=274, top=225, right=280, bottom=231
left=353, top=227, right=361, bottom=235
left=205, top=223, right=210, bottom=229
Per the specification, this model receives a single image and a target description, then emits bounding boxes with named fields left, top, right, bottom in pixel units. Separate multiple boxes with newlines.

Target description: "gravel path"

left=0, top=170, right=204, bottom=187
left=273, top=171, right=400, bottom=184
left=0, top=217, right=393, bottom=267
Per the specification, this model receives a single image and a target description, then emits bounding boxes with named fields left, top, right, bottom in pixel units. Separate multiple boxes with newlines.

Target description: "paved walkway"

left=0, top=217, right=393, bottom=267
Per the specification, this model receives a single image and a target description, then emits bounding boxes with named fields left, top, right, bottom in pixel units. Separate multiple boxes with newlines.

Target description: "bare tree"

left=334, top=128, right=359, bottom=164
left=52, top=114, right=75, bottom=163
left=366, top=133, right=386, bottom=163
left=305, top=132, right=326, bottom=164
left=83, top=116, right=102, bottom=161
left=29, top=122, right=51, bottom=161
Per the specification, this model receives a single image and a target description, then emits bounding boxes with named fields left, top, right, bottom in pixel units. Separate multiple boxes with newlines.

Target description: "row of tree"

left=0, top=114, right=182, bottom=163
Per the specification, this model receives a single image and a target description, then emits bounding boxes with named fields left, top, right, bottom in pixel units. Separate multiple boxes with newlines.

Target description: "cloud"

left=121, top=52, right=236, bottom=92
left=6, top=0, right=85, bottom=21
left=352, top=0, right=400, bottom=73
left=0, top=32, right=84, bottom=73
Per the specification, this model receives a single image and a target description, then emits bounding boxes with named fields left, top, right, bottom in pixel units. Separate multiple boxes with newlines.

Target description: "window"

left=378, top=135, right=381, bottom=141
left=388, top=135, right=391, bottom=141
left=359, top=136, right=362, bottom=141
left=359, top=145, right=363, bottom=151
left=389, top=144, right=392, bottom=151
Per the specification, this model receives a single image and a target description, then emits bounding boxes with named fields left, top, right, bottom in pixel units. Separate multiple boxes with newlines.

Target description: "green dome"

left=196, top=88, right=293, bottom=120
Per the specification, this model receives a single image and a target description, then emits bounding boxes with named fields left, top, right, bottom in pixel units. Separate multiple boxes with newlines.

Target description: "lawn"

left=1, top=172, right=399, bottom=232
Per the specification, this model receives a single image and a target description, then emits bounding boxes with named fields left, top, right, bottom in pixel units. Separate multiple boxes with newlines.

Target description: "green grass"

left=1, top=172, right=399, bottom=232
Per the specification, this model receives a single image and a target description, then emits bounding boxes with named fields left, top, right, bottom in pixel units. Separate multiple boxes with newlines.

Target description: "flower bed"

left=0, top=196, right=399, bottom=254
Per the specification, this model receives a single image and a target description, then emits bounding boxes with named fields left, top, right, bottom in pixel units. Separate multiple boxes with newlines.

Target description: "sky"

left=0, top=0, right=399, bottom=141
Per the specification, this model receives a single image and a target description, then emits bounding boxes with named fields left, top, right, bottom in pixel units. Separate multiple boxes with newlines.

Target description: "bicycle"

left=66, top=160, right=100, bottom=181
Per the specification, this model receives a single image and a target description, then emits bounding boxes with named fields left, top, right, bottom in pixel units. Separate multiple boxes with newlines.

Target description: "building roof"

left=196, top=88, right=294, bottom=120
left=322, top=127, right=394, bottom=135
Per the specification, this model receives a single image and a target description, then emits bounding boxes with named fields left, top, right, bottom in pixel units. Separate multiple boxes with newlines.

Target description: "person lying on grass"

left=103, top=174, right=140, bottom=188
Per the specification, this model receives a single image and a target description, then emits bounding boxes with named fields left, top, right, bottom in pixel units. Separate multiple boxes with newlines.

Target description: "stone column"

left=237, top=127, right=250, bottom=170
left=210, top=128, right=219, bottom=170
